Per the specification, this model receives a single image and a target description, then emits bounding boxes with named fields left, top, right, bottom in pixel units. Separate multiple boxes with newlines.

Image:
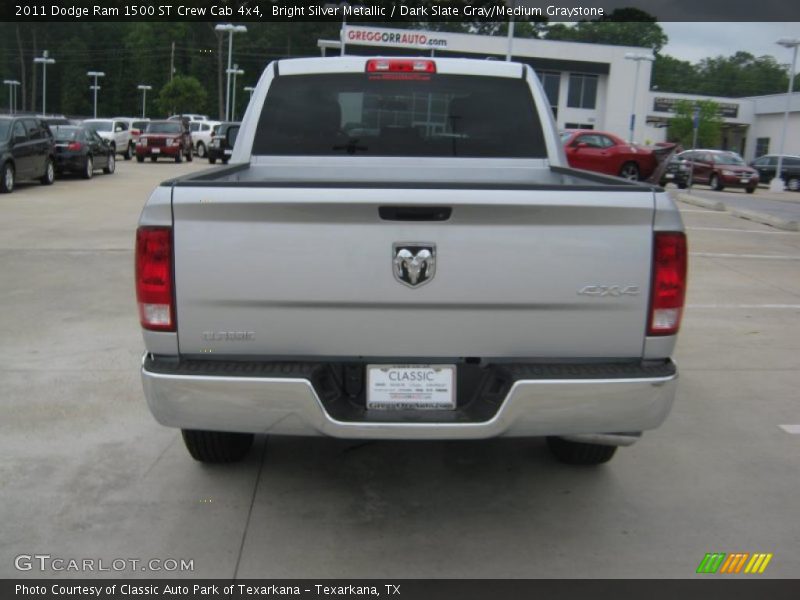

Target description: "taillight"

left=366, top=59, right=436, bottom=73
left=135, top=227, right=175, bottom=331
left=648, top=232, right=687, bottom=336
left=67, top=142, right=83, bottom=151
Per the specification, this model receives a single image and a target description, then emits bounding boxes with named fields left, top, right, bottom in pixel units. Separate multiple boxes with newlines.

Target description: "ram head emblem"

left=393, top=244, right=436, bottom=288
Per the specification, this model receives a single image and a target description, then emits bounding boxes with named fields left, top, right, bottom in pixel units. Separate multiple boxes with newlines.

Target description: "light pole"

left=770, top=38, right=800, bottom=192
left=215, top=24, right=247, bottom=122
left=506, top=0, right=516, bottom=61
left=137, top=84, right=152, bottom=118
left=624, top=52, right=655, bottom=143
left=227, top=65, right=244, bottom=121
left=4, top=79, right=20, bottom=114
left=33, top=50, right=56, bottom=116
left=87, top=71, right=105, bottom=118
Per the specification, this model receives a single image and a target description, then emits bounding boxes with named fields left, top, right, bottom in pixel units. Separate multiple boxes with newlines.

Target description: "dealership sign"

left=653, top=96, right=739, bottom=118
left=345, top=26, right=449, bottom=50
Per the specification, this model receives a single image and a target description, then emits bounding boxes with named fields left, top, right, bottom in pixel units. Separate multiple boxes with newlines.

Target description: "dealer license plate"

left=665, top=173, right=674, bottom=179
left=367, top=365, right=456, bottom=410
left=740, top=178, right=750, bottom=184
left=151, top=148, right=160, bottom=154
left=224, top=149, right=233, bottom=155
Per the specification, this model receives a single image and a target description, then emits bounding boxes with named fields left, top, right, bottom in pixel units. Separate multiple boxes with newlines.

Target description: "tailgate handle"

left=379, top=206, right=452, bottom=221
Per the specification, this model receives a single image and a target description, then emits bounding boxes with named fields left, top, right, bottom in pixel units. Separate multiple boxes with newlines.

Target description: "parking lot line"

left=679, top=209, right=729, bottom=214
left=690, top=252, right=800, bottom=260
left=778, top=425, right=800, bottom=434
left=686, top=227, right=797, bottom=235
left=687, top=304, right=800, bottom=309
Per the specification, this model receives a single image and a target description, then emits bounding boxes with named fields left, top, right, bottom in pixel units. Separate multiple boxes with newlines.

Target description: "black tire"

left=710, top=173, right=724, bottom=191
left=677, top=181, right=688, bottom=189
left=136, top=155, right=144, bottom=164
left=150, top=156, right=158, bottom=163
left=40, top=158, right=55, bottom=185
left=110, top=142, right=116, bottom=156
left=196, top=142, right=206, bottom=158
left=208, top=156, right=216, bottom=165
left=123, top=142, right=133, bottom=160
left=222, top=158, right=229, bottom=165
left=0, top=162, right=14, bottom=193
left=787, top=177, right=800, bottom=192
left=619, top=162, right=640, bottom=181
left=546, top=436, right=618, bottom=465
left=186, top=148, right=193, bottom=162
left=181, top=430, right=254, bottom=463
left=103, top=153, right=115, bottom=174
left=82, top=156, right=94, bottom=179
left=175, top=151, right=183, bottom=164
left=745, top=186, right=756, bottom=194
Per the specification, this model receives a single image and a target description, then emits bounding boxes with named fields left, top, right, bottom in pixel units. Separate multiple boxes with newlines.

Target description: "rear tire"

left=124, top=143, right=133, bottom=160
left=745, top=186, right=756, bottom=194
left=546, top=436, right=618, bottom=465
left=82, top=156, right=94, bottom=179
left=208, top=157, right=216, bottom=165
left=150, top=156, right=158, bottom=163
left=196, top=142, right=206, bottom=158
left=619, top=162, right=640, bottom=181
left=103, top=153, right=115, bottom=174
left=787, top=177, right=800, bottom=191
left=1, top=162, right=14, bottom=193
left=40, top=158, right=55, bottom=185
left=186, top=147, right=193, bottom=162
left=710, top=173, right=724, bottom=191
left=175, top=151, right=183, bottom=164
left=181, top=430, right=254, bottom=463
left=677, top=181, right=688, bottom=189
left=136, top=155, right=144, bottom=164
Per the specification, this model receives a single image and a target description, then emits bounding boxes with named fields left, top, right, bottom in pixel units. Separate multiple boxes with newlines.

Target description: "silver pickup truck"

left=136, top=57, right=687, bottom=466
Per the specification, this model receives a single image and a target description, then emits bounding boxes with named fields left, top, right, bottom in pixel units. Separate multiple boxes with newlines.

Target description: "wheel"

left=110, top=142, right=116, bottom=156
left=181, top=430, right=254, bottom=463
left=0, top=162, right=14, bottom=193
left=208, top=156, right=216, bottom=165
left=710, top=173, right=724, bottom=191
left=745, top=186, right=756, bottom=194
left=787, top=177, right=800, bottom=191
left=136, top=155, right=144, bottom=164
left=123, top=142, right=133, bottom=160
left=222, top=158, right=229, bottom=165
left=619, top=162, right=640, bottom=181
left=186, top=147, right=193, bottom=162
left=150, top=156, right=158, bottom=163
left=546, top=436, right=618, bottom=465
left=40, top=158, right=55, bottom=185
left=196, top=142, right=206, bottom=158
left=677, top=181, right=688, bottom=189
left=175, top=151, right=183, bottom=164
left=82, top=156, right=94, bottom=179
left=103, top=153, right=115, bottom=174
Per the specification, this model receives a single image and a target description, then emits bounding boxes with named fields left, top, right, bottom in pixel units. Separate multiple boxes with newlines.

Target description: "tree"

left=157, top=75, right=206, bottom=117
left=545, top=9, right=667, bottom=53
left=667, top=99, right=724, bottom=148
left=652, top=55, right=699, bottom=94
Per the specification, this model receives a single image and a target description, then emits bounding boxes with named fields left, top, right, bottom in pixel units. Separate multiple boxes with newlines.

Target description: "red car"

left=561, top=129, right=658, bottom=181
left=136, top=120, right=193, bottom=163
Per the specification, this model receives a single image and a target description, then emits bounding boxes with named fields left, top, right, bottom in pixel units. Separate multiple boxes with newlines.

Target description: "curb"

left=728, top=208, right=800, bottom=232
left=676, top=193, right=725, bottom=211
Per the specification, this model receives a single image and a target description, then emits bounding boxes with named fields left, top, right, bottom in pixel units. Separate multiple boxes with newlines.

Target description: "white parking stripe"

left=679, top=209, right=729, bottom=214
left=687, top=227, right=796, bottom=235
left=688, top=304, right=800, bottom=309
left=779, top=425, right=800, bottom=434
left=690, top=252, right=800, bottom=260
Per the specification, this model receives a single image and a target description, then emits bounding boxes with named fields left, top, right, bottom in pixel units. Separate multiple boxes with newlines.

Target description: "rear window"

left=0, top=121, right=10, bottom=140
left=85, top=121, right=112, bottom=132
left=146, top=122, right=182, bottom=134
left=53, top=127, right=80, bottom=141
left=253, top=73, right=546, bottom=158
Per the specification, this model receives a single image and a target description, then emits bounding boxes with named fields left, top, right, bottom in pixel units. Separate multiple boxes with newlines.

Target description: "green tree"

left=545, top=9, right=667, bottom=53
left=668, top=99, right=724, bottom=148
left=157, top=75, right=206, bottom=116
left=652, top=55, right=699, bottom=94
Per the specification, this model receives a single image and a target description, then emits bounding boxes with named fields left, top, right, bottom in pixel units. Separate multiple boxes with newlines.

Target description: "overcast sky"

left=660, top=23, right=800, bottom=64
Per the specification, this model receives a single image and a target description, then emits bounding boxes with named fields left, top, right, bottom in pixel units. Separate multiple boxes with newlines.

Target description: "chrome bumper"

left=141, top=356, right=677, bottom=443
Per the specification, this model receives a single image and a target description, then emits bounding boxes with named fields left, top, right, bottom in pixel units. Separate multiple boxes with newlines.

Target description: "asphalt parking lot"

left=1, top=162, right=798, bottom=579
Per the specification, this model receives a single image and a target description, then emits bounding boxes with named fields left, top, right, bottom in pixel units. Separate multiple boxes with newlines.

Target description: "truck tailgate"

left=171, top=186, right=654, bottom=359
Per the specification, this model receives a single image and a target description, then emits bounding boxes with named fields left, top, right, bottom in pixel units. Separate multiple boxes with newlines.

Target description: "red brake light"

left=366, top=59, right=436, bottom=73
left=67, top=142, right=83, bottom=151
left=648, top=232, right=687, bottom=336
left=135, top=227, right=175, bottom=331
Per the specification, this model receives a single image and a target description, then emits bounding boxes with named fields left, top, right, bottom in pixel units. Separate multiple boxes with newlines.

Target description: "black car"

left=750, top=154, right=800, bottom=191
left=0, top=116, right=56, bottom=194
left=52, top=125, right=115, bottom=179
left=659, top=154, right=690, bottom=189
left=207, top=122, right=240, bottom=164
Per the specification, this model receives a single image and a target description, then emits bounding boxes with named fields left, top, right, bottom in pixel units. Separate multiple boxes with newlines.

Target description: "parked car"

left=750, top=154, right=800, bottom=191
left=189, top=120, right=219, bottom=159
left=51, top=125, right=115, bottom=179
left=0, top=116, right=56, bottom=193
left=678, top=149, right=759, bottom=193
left=207, top=122, right=239, bottom=164
left=83, top=118, right=135, bottom=160
left=561, top=130, right=660, bottom=181
left=659, top=154, right=690, bottom=189
left=137, top=57, right=686, bottom=466
left=136, top=120, right=193, bottom=163
left=168, top=113, right=209, bottom=123
left=114, top=117, right=150, bottom=146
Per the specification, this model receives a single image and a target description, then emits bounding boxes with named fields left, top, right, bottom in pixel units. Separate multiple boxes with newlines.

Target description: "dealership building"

left=318, top=25, right=800, bottom=162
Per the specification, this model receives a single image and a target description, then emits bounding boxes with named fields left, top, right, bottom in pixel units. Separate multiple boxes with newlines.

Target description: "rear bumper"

left=141, top=356, right=678, bottom=442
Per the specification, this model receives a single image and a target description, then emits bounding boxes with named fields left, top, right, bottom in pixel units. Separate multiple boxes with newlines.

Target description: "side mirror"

left=226, top=126, right=240, bottom=148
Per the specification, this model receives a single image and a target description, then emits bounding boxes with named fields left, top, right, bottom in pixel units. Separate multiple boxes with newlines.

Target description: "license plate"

left=367, top=365, right=456, bottom=410
left=151, top=148, right=160, bottom=154
left=224, top=149, right=232, bottom=155
left=665, top=173, right=674, bottom=179
left=740, top=178, right=749, bottom=184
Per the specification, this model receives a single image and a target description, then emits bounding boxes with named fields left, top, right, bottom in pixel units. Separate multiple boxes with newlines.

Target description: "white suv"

left=189, top=121, right=219, bottom=159
left=83, top=119, right=134, bottom=160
